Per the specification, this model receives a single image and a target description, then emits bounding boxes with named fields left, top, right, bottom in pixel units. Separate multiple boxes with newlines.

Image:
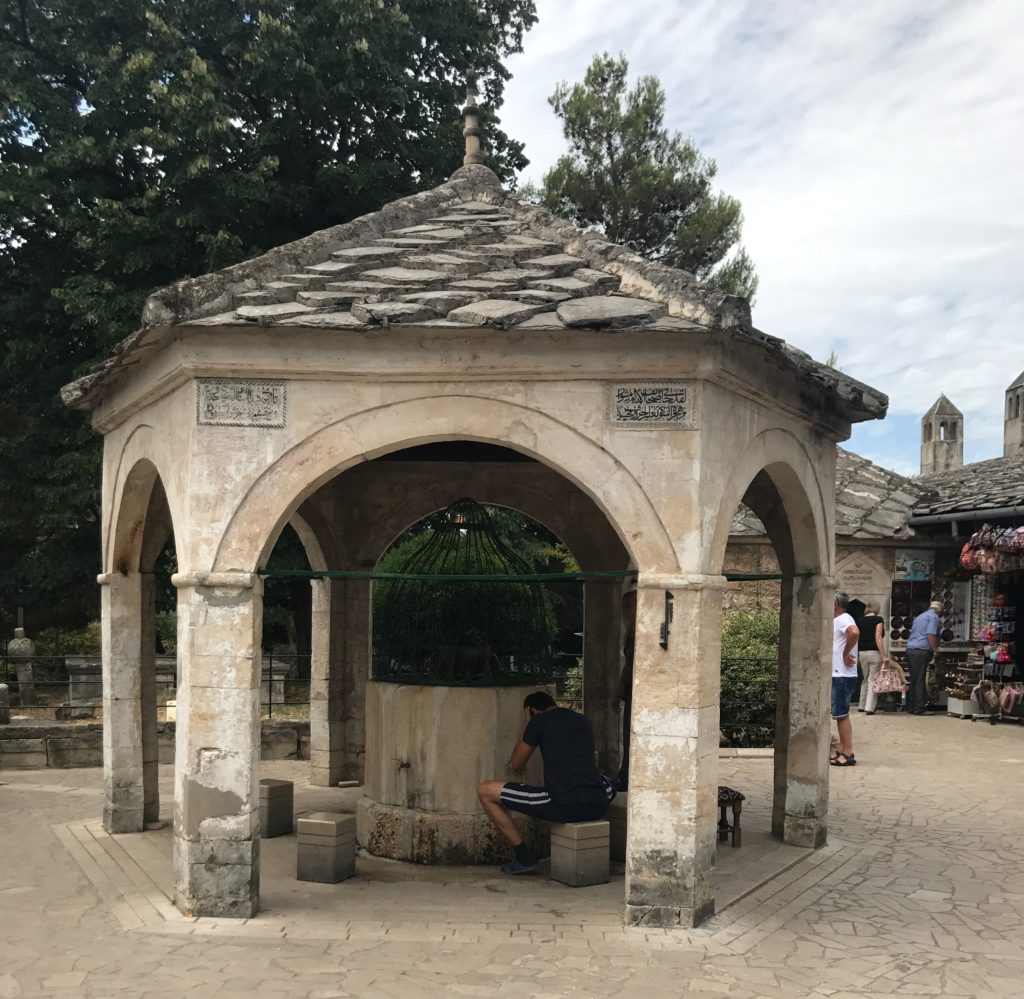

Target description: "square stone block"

left=550, top=820, right=609, bottom=887
left=607, top=793, right=627, bottom=861
left=258, top=778, right=294, bottom=838
left=297, top=811, right=356, bottom=883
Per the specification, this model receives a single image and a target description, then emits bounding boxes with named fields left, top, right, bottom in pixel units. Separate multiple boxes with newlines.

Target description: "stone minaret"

left=461, top=76, right=484, bottom=166
left=920, top=394, right=964, bottom=475
left=1004, top=371, right=1024, bottom=457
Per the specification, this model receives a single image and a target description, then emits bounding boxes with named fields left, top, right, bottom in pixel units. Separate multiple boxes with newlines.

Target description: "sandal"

left=830, top=752, right=856, bottom=767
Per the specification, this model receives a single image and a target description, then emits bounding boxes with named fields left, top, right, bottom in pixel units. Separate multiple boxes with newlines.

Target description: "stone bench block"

left=607, top=793, right=627, bottom=861
left=550, top=820, right=609, bottom=887
left=259, top=778, right=294, bottom=838
left=297, top=811, right=356, bottom=883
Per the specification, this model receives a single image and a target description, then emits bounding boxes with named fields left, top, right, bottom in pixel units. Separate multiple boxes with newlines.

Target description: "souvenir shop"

left=946, top=525, right=1024, bottom=722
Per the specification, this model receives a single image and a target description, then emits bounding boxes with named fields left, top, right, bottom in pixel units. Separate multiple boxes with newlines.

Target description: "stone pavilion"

left=63, top=101, right=887, bottom=927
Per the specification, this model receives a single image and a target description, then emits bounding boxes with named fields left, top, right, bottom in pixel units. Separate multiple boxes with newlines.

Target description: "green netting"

left=372, top=498, right=556, bottom=686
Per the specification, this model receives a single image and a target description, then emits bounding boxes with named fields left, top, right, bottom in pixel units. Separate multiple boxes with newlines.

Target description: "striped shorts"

left=499, top=776, right=615, bottom=823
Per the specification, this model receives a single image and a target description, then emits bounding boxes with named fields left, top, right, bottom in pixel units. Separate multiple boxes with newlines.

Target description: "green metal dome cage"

left=372, top=498, right=556, bottom=686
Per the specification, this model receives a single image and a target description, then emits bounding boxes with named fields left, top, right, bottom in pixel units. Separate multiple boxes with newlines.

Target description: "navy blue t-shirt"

left=522, top=707, right=606, bottom=804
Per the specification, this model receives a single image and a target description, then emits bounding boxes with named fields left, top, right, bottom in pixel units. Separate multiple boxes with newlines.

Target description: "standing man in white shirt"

left=831, top=592, right=860, bottom=767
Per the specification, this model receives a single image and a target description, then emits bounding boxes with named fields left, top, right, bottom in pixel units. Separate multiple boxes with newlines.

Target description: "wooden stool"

left=259, top=778, right=294, bottom=838
left=550, top=820, right=610, bottom=887
left=717, top=786, right=745, bottom=848
left=296, top=812, right=356, bottom=883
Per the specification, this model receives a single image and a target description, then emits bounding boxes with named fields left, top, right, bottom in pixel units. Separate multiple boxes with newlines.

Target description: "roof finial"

left=461, top=75, right=484, bottom=167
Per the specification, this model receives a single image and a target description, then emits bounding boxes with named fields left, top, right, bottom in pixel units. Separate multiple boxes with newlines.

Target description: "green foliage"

left=537, top=53, right=758, bottom=301
left=33, top=620, right=102, bottom=656
left=154, top=610, right=176, bottom=655
left=720, top=609, right=779, bottom=748
left=373, top=503, right=560, bottom=683
left=0, top=0, right=537, bottom=628
left=720, top=608, right=780, bottom=662
left=559, top=656, right=583, bottom=707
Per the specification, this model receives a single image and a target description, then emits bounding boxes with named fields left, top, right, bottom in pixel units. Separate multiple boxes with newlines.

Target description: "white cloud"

left=500, top=0, right=1024, bottom=470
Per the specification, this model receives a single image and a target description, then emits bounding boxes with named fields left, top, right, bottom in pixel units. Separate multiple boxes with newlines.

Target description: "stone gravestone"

left=0, top=683, right=10, bottom=724
left=6, top=628, right=36, bottom=709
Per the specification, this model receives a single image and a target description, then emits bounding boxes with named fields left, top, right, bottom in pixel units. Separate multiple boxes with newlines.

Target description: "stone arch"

left=106, top=425, right=181, bottom=575
left=706, top=427, right=830, bottom=579
left=341, top=466, right=630, bottom=573
left=101, top=434, right=182, bottom=837
left=214, top=395, right=674, bottom=576
left=706, top=426, right=833, bottom=852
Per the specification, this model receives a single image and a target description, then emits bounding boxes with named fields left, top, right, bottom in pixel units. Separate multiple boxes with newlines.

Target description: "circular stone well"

left=357, top=680, right=550, bottom=864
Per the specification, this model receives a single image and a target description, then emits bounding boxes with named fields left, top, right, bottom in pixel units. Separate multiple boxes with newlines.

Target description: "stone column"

left=772, top=573, right=830, bottom=848
left=172, top=571, right=263, bottom=918
left=583, top=580, right=624, bottom=771
left=99, top=572, right=144, bottom=833
left=140, top=572, right=160, bottom=826
left=310, top=578, right=339, bottom=786
left=625, top=575, right=724, bottom=929
left=7, top=627, right=36, bottom=708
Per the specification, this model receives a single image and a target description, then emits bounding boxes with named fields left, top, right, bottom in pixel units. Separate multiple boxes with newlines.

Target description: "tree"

left=0, top=0, right=536, bottom=628
left=535, top=52, right=758, bottom=301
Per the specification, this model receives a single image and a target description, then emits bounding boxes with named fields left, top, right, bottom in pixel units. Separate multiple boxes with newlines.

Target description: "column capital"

left=637, top=573, right=728, bottom=592
left=171, top=571, right=257, bottom=590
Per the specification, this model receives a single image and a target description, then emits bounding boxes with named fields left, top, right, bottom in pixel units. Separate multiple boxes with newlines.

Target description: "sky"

left=497, top=0, right=1024, bottom=477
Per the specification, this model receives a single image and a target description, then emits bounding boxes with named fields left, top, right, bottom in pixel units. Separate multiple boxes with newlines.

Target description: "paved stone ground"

left=2, top=712, right=1023, bottom=997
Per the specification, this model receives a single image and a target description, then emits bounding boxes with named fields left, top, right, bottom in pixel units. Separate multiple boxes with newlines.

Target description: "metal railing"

left=2, top=653, right=775, bottom=738
left=0, top=653, right=312, bottom=722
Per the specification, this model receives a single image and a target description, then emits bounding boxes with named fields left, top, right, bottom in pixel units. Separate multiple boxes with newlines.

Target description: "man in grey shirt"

left=905, top=600, right=942, bottom=714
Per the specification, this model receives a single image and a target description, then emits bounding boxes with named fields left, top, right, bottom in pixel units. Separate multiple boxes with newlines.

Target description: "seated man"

left=477, top=690, right=616, bottom=875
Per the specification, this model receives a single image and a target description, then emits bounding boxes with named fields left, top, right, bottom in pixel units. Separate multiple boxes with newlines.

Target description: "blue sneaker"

left=500, top=858, right=538, bottom=875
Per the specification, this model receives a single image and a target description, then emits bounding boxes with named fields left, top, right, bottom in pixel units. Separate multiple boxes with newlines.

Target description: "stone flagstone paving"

left=1, top=712, right=1023, bottom=997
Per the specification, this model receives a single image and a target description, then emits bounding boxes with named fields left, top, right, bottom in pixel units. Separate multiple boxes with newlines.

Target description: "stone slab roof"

left=923, top=394, right=962, bottom=418
left=732, top=447, right=924, bottom=540
left=911, top=452, right=1024, bottom=520
left=61, top=164, right=888, bottom=424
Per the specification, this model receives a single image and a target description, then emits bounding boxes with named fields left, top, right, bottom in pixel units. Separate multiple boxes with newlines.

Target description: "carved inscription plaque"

left=197, top=379, right=287, bottom=427
left=610, top=382, right=697, bottom=429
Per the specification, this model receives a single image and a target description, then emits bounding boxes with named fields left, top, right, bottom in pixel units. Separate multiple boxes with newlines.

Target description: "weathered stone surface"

left=295, top=290, right=365, bottom=308
left=0, top=683, right=9, bottom=724
left=550, top=821, right=610, bottom=887
left=350, top=301, right=436, bottom=324
left=448, top=278, right=512, bottom=292
left=502, top=289, right=570, bottom=304
left=557, top=296, right=667, bottom=328
left=306, top=260, right=362, bottom=274
left=528, top=276, right=601, bottom=297
left=236, top=301, right=313, bottom=320
left=259, top=778, right=294, bottom=837
left=284, top=311, right=369, bottom=329
left=475, top=268, right=552, bottom=286
left=514, top=312, right=567, bottom=328
left=516, top=252, right=585, bottom=275
left=573, top=267, right=619, bottom=286
left=235, top=290, right=277, bottom=306
left=446, top=299, right=552, bottom=327
left=329, top=246, right=405, bottom=262
left=403, top=253, right=488, bottom=276
left=360, top=267, right=447, bottom=286
left=399, top=290, right=484, bottom=312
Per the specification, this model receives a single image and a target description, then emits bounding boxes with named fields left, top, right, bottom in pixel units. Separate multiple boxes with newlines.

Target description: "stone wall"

left=0, top=720, right=310, bottom=770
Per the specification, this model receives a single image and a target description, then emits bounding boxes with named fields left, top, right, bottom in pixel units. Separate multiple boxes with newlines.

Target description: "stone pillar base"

left=357, top=798, right=549, bottom=865
left=173, top=837, right=260, bottom=918
left=782, top=813, right=827, bottom=849
left=625, top=898, right=715, bottom=929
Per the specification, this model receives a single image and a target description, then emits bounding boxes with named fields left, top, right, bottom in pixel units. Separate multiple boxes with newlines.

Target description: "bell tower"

left=1005, top=371, right=1024, bottom=457
left=920, top=394, right=963, bottom=475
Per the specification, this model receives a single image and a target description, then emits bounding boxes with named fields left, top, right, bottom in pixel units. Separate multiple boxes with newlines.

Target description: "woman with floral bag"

left=857, top=603, right=889, bottom=714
